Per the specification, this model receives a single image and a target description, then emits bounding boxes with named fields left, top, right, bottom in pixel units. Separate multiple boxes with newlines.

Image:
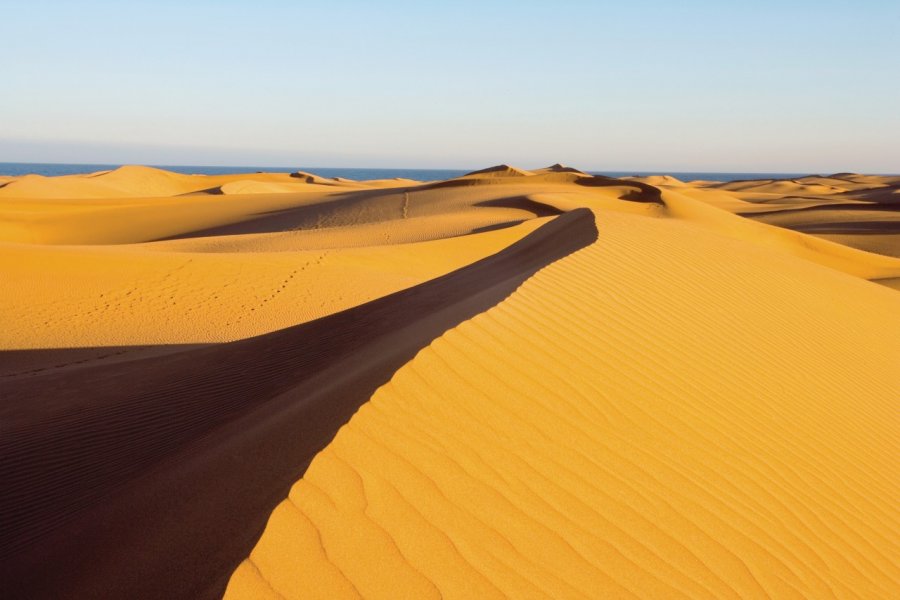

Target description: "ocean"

left=0, top=162, right=824, bottom=183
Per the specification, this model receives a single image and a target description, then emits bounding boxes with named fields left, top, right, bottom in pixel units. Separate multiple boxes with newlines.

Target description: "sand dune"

left=0, top=220, right=547, bottom=348
left=461, top=164, right=535, bottom=178
left=228, top=207, right=899, bottom=600
left=533, top=163, right=590, bottom=175
left=0, top=166, right=702, bottom=350
left=0, top=165, right=361, bottom=200
left=1, top=164, right=898, bottom=599
left=657, top=174, right=900, bottom=261
left=0, top=208, right=596, bottom=599
left=749, top=204, right=900, bottom=258
left=624, top=174, right=687, bottom=187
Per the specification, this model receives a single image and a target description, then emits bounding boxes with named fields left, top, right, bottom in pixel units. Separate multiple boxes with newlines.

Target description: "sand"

left=1, top=165, right=898, bottom=599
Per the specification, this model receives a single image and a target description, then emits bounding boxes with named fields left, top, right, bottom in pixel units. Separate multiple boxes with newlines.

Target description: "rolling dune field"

left=0, top=165, right=897, bottom=599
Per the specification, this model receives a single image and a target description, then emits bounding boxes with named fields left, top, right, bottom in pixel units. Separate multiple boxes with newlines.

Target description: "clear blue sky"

left=2, top=0, right=898, bottom=172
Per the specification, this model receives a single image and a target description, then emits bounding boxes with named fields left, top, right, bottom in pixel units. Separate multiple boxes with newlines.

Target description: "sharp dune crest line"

left=228, top=208, right=900, bottom=599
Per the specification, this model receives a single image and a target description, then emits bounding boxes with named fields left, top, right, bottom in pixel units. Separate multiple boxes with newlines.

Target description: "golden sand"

left=1, top=165, right=898, bottom=598
left=222, top=171, right=899, bottom=599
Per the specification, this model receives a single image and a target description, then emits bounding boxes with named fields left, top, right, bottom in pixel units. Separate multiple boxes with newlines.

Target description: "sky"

left=1, top=0, right=898, bottom=172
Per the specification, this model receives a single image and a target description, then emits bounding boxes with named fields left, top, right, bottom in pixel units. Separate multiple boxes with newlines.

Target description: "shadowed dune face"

left=0, top=165, right=898, bottom=600
left=533, top=162, right=589, bottom=175
left=643, top=174, right=900, bottom=260
left=461, top=164, right=535, bottom=177
left=0, top=206, right=598, bottom=600
left=746, top=204, right=900, bottom=257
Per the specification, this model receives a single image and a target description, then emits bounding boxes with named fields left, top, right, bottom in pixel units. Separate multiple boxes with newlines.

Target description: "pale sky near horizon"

left=1, top=0, right=898, bottom=172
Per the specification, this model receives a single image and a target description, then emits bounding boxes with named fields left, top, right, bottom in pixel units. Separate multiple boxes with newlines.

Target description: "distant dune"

left=461, top=164, right=535, bottom=178
left=0, top=165, right=897, bottom=599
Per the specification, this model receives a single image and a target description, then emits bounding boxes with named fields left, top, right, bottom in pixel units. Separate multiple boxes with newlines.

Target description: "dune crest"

left=534, top=163, right=590, bottom=175
left=289, top=171, right=340, bottom=185
left=626, top=174, right=687, bottom=187
left=227, top=206, right=900, bottom=599
left=0, top=209, right=597, bottom=599
left=462, top=164, right=534, bottom=178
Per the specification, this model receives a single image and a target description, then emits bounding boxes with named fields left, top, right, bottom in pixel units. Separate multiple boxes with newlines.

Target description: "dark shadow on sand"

left=0, top=208, right=598, bottom=600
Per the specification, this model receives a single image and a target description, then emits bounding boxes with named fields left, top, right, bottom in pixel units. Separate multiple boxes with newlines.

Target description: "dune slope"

left=0, top=219, right=547, bottom=349
left=228, top=208, right=900, bottom=599
left=0, top=209, right=597, bottom=600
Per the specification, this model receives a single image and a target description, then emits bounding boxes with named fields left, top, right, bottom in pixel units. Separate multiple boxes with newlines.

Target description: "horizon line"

left=0, top=160, right=888, bottom=176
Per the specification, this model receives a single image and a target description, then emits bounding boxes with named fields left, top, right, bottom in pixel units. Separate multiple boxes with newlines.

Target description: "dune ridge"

left=227, top=207, right=900, bottom=599
left=0, top=208, right=597, bottom=600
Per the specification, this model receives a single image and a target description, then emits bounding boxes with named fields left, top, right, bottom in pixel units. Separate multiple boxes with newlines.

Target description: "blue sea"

left=0, top=162, right=822, bottom=183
